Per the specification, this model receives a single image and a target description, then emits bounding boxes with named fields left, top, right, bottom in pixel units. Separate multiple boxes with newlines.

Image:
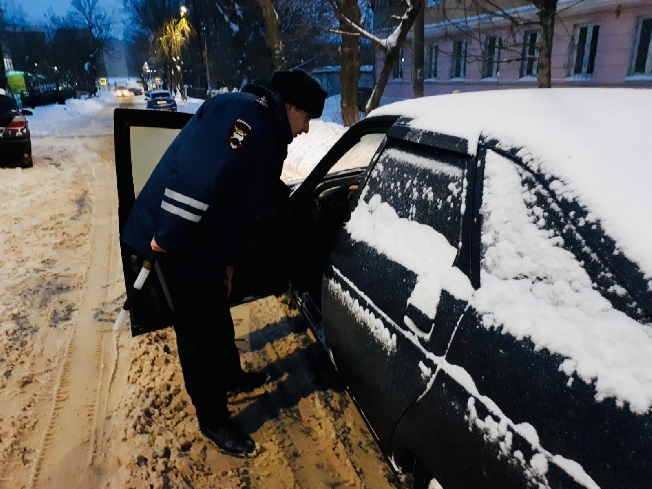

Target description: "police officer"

left=120, top=70, right=327, bottom=457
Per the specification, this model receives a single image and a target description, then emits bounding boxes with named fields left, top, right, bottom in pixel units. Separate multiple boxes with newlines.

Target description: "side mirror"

left=21, top=109, right=33, bottom=116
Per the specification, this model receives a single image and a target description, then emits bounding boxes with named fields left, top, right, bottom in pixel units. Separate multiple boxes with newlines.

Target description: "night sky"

left=15, top=0, right=127, bottom=30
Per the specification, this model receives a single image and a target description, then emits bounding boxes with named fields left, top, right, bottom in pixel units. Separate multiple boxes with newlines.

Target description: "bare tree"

left=70, top=0, right=112, bottom=57
left=331, top=0, right=362, bottom=126
left=258, top=0, right=286, bottom=70
left=70, top=0, right=113, bottom=95
left=337, top=0, right=424, bottom=113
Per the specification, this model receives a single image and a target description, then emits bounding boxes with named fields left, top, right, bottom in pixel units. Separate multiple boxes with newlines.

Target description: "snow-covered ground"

left=33, top=88, right=347, bottom=179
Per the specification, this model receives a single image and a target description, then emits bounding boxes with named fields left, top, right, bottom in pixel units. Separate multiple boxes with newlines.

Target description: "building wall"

left=378, top=0, right=652, bottom=103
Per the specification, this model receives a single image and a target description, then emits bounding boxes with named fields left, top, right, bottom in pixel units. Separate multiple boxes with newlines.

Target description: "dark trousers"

left=159, top=262, right=244, bottom=429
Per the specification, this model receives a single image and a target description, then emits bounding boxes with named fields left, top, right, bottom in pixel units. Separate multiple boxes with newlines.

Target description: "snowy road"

left=0, top=93, right=398, bottom=488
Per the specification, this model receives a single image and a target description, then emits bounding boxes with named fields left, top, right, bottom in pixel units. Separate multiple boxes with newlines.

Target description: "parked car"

left=114, top=89, right=652, bottom=489
left=0, top=89, right=33, bottom=168
left=114, top=86, right=130, bottom=98
left=129, top=87, right=144, bottom=96
left=145, top=90, right=177, bottom=112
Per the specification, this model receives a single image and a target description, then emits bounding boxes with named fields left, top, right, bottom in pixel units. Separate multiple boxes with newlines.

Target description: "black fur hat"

left=271, top=69, right=328, bottom=118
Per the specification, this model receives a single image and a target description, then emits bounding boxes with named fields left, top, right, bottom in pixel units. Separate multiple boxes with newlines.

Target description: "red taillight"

left=7, top=118, right=26, bottom=130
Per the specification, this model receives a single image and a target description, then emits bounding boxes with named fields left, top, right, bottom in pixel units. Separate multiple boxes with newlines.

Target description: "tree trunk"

left=258, top=0, right=286, bottom=70
left=336, top=0, right=362, bottom=126
left=190, top=0, right=209, bottom=89
left=413, top=1, right=424, bottom=98
left=536, top=0, right=557, bottom=88
left=367, top=47, right=401, bottom=113
left=365, top=0, right=424, bottom=113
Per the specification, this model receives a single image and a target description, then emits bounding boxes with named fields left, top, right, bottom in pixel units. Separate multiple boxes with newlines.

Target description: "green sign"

left=7, top=71, right=27, bottom=93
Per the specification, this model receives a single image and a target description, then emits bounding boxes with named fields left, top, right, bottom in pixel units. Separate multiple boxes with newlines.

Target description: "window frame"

left=451, top=40, right=468, bottom=80
left=425, top=44, right=439, bottom=80
left=481, top=35, right=503, bottom=80
left=567, top=23, right=600, bottom=78
left=520, top=30, right=540, bottom=79
left=629, top=17, right=652, bottom=76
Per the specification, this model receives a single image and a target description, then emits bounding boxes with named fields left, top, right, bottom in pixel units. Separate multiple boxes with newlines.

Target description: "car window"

left=364, top=140, right=467, bottom=247
left=151, top=92, right=171, bottom=99
left=481, top=149, right=649, bottom=322
left=332, top=139, right=472, bottom=336
left=327, top=133, right=385, bottom=174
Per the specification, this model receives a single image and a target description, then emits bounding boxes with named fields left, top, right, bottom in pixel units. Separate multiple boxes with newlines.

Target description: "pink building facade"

left=379, top=0, right=652, bottom=104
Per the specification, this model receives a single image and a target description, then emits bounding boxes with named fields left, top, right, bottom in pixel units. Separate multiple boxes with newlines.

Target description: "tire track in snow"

left=29, top=135, right=122, bottom=489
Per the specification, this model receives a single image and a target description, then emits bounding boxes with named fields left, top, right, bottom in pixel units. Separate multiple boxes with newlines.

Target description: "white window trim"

left=629, top=17, right=652, bottom=76
left=520, top=31, right=540, bottom=79
left=481, top=35, right=502, bottom=79
left=567, top=23, right=600, bottom=78
left=451, top=40, right=468, bottom=80
left=425, top=44, right=439, bottom=80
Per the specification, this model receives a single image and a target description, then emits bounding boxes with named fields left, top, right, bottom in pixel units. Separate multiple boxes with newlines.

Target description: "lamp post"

left=54, top=66, right=59, bottom=91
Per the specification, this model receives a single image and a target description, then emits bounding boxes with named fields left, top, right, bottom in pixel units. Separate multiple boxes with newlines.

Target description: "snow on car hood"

left=370, top=88, right=652, bottom=281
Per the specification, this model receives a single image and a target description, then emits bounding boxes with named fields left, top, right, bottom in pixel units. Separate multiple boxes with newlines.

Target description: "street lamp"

left=180, top=5, right=188, bottom=17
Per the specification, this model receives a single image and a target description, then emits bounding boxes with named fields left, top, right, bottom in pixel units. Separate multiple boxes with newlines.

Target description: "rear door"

left=114, top=108, right=291, bottom=336
left=394, top=146, right=652, bottom=488
left=321, top=125, right=476, bottom=454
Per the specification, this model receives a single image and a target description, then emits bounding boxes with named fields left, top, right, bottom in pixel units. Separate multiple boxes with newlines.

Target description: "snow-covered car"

left=0, top=89, right=33, bottom=168
left=114, top=89, right=652, bottom=489
left=145, top=90, right=177, bottom=112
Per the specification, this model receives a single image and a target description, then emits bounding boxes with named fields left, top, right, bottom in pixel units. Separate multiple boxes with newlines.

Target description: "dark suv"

left=0, top=91, right=33, bottom=168
left=114, top=88, right=652, bottom=489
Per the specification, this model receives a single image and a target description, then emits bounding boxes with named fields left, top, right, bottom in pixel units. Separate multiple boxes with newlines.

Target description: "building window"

left=482, top=36, right=502, bottom=78
left=520, top=31, right=540, bottom=78
left=451, top=40, right=467, bottom=79
left=427, top=0, right=442, bottom=5
left=393, top=48, right=405, bottom=79
left=425, top=44, right=438, bottom=79
left=568, top=24, right=600, bottom=77
left=631, top=18, right=652, bottom=75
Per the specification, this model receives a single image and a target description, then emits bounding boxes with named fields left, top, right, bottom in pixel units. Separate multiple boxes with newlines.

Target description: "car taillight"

left=7, top=118, right=26, bottom=130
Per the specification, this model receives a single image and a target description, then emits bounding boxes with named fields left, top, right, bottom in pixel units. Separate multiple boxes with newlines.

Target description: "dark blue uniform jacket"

left=120, top=83, right=293, bottom=277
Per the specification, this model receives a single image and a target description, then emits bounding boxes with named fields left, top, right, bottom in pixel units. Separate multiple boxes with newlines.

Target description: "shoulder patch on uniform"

left=229, top=119, right=252, bottom=149
left=256, top=96, right=268, bottom=107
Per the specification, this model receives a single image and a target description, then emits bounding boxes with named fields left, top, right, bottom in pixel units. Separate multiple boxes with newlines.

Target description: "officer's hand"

left=225, top=266, right=234, bottom=298
left=151, top=238, right=166, bottom=252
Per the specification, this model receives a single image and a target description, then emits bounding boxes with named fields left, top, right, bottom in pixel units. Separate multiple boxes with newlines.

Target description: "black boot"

left=200, top=418, right=257, bottom=457
left=228, top=371, right=271, bottom=395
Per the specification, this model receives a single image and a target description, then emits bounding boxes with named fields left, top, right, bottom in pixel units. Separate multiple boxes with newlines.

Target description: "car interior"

left=286, top=131, right=389, bottom=310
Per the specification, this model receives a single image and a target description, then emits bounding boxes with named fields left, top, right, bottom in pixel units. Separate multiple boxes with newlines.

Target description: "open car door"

left=114, top=108, right=291, bottom=336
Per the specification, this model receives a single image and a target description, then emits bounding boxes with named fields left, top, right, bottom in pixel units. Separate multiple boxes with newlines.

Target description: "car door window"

left=327, top=133, right=386, bottom=174
left=331, top=139, right=474, bottom=340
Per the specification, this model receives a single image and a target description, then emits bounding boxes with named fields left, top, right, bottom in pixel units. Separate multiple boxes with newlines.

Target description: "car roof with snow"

left=369, top=88, right=652, bottom=282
